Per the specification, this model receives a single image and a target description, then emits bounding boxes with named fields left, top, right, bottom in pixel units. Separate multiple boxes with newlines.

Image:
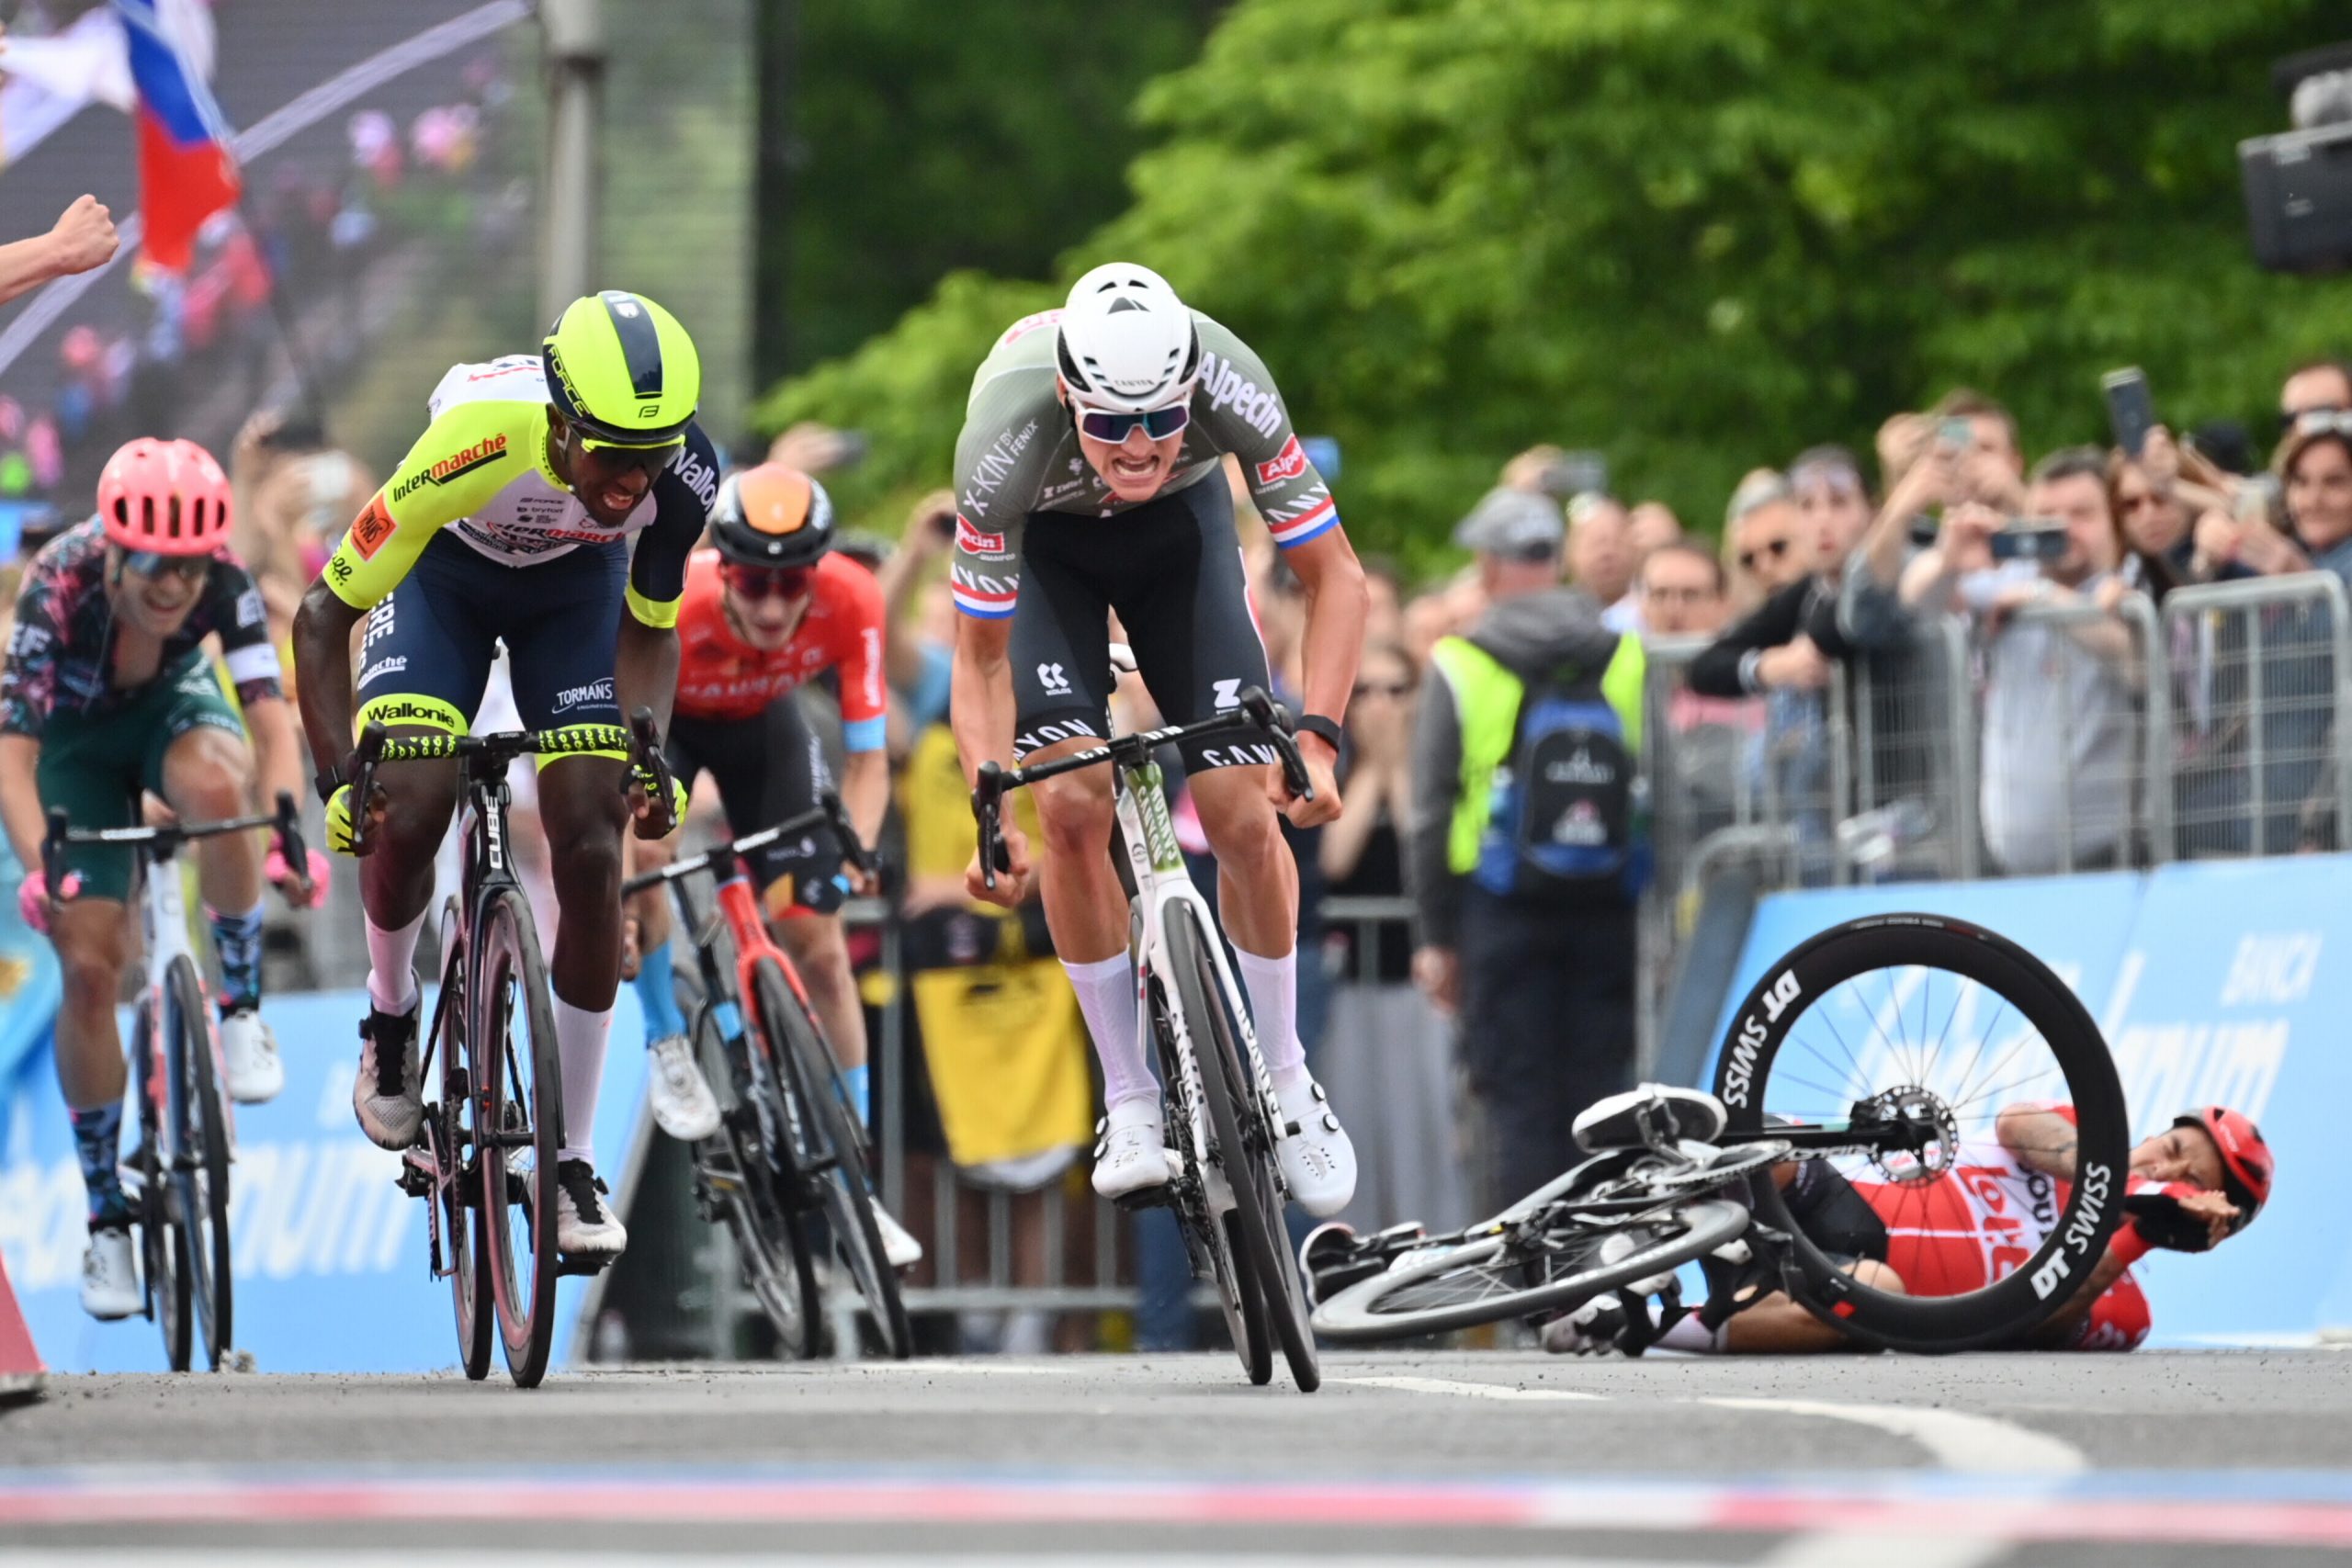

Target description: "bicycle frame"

left=130, top=842, right=219, bottom=1164
left=1110, top=754, right=1284, bottom=1210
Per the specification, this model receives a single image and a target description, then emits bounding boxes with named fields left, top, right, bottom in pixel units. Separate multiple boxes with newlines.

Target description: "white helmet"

left=1055, top=262, right=1202, bottom=414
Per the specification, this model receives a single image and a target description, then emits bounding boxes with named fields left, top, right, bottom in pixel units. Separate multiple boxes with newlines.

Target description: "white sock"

left=1656, top=1312, right=1726, bottom=1354
left=1062, top=953, right=1156, bottom=1111
left=364, top=908, right=426, bottom=1014
left=552, top=997, right=612, bottom=1164
left=1234, top=944, right=1307, bottom=1086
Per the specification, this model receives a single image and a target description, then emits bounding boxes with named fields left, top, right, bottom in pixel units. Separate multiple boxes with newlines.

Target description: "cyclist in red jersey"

left=1547, top=1102, right=2271, bottom=1355
left=622, top=463, right=918, bottom=1267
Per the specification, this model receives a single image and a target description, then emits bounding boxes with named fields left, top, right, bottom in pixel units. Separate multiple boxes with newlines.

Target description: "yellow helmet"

left=541, top=290, right=701, bottom=448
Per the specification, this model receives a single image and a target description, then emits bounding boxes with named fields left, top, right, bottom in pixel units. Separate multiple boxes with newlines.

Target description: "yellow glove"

left=628, top=767, right=689, bottom=837
left=324, top=783, right=364, bottom=855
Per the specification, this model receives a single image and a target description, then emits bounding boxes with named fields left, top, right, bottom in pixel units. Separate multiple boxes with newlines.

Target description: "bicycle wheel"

left=1153, top=971, right=1271, bottom=1385
left=1711, top=913, right=2130, bottom=1353
left=694, top=999, right=819, bottom=1359
left=753, top=958, right=910, bottom=1359
left=431, top=908, right=492, bottom=1382
left=1166, top=903, right=1318, bottom=1393
left=164, top=957, right=231, bottom=1371
left=132, top=1001, right=191, bottom=1373
left=473, top=887, right=561, bottom=1387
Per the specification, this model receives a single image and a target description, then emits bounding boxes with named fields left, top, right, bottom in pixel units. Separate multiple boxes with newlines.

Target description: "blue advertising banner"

left=1706, top=856, right=2352, bottom=1346
left=0, top=987, right=650, bottom=1373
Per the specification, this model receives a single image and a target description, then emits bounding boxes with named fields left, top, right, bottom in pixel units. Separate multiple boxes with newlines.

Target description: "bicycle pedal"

left=555, top=1251, right=616, bottom=1277
left=395, top=1165, right=433, bottom=1200
left=1113, top=1185, right=1174, bottom=1213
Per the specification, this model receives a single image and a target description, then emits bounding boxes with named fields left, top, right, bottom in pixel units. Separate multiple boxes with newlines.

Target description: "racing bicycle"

left=973, top=665, right=1323, bottom=1392
left=41, top=791, right=309, bottom=1372
left=354, top=709, right=674, bottom=1388
left=1306, top=914, right=2131, bottom=1353
left=622, top=799, right=911, bottom=1360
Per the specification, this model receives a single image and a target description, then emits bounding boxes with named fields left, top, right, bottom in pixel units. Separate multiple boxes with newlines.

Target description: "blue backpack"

left=1474, top=659, right=1649, bottom=900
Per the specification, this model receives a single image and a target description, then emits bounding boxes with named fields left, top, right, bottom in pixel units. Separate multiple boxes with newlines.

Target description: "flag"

left=116, top=0, right=237, bottom=274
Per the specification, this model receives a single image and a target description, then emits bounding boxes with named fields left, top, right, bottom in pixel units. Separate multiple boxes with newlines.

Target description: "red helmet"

left=96, top=437, right=232, bottom=556
left=2174, top=1106, right=2273, bottom=1232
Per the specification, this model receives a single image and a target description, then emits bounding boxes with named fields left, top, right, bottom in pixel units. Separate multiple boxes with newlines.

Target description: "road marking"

left=1328, top=1372, right=2081, bottom=1474
left=846, top=1359, right=1090, bottom=1376
left=1332, top=1374, right=1604, bottom=1401
left=1696, top=1396, right=2086, bottom=1475
left=0, top=1556, right=1733, bottom=1568
left=1758, top=1530, right=2006, bottom=1568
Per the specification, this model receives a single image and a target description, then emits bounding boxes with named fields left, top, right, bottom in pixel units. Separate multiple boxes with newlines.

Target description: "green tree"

left=762, top=0, right=2352, bottom=563
left=761, top=0, right=1214, bottom=380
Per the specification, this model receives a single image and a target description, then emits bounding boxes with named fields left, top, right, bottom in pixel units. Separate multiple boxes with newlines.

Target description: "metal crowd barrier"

left=1632, top=570, right=2352, bottom=1068
left=2159, top=572, right=2352, bottom=860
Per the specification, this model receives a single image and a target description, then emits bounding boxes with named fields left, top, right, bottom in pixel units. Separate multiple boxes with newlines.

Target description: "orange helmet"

left=96, top=437, right=232, bottom=556
left=708, top=462, right=832, bottom=570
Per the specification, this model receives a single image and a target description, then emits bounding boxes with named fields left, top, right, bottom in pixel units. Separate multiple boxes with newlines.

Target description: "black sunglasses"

left=1737, top=537, right=1792, bottom=571
left=121, top=550, right=210, bottom=582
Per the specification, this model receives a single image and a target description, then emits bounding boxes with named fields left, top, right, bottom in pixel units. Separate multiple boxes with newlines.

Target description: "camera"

left=1990, top=520, right=2071, bottom=564
left=2242, top=40, right=2352, bottom=275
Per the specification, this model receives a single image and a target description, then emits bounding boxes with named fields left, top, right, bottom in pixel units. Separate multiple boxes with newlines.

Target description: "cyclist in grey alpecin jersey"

left=947, top=262, right=1365, bottom=1220
left=949, top=307, right=1340, bottom=619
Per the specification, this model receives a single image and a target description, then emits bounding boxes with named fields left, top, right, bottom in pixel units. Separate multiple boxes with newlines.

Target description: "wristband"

left=2110, top=1222, right=2154, bottom=1266
left=1295, top=713, right=1344, bottom=753
left=313, top=761, right=347, bottom=806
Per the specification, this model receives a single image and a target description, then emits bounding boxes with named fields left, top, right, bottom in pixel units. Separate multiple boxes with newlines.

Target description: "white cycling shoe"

left=82, top=1225, right=141, bottom=1320
left=646, top=1035, right=722, bottom=1142
left=354, top=990, right=424, bottom=1150
left=1091, top=1100, right=1182, bottom=1201
left=554, top=1158, right=628, bottom=1255
left=872, top=1200, right=924, bottom=1269
left=220, top=1008, right=284, bottom=1103
left=1272, top=1072, right=1357, bottom=1218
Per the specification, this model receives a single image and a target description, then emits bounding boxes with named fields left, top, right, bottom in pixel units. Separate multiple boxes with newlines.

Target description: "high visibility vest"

left=1428, top=631, right=1645, bottom=876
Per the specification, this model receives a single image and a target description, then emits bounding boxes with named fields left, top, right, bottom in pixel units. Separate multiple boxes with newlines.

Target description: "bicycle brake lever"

left=818, top=790, right=874, bottom=877
left=972, top=761, right=1007, bottom=888
left=40, top=807, right=67, bottom=901
left=272, top=789, right=309, bottom=886
left=626, top=705, right=682, bottom=833
left=1239, top=686, right=1315, bottom=802
left=346, top=721, right=388, bottom=857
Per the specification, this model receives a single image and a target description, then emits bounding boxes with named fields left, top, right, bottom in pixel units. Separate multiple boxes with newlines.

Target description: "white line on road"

left=1758, top=1529, right=2007, bottom=1568
left=1333, top=1373, right=2084, bottom=1474
left=0, top=1556, right=1735, bottom=1568
left=1696, top=1395, right=2086, bottom=1474
left=1331, top=1374, right=1605, bottom=1401
left=845, top=1359, right=1091, bottom=1376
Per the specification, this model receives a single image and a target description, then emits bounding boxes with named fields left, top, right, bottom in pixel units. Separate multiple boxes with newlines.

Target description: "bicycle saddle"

left=1573, top=1084, right=1728, bottom=1153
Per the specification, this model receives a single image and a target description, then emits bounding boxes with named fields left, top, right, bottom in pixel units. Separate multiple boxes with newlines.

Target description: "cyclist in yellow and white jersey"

left=291, top=291, right=717, bottom=1258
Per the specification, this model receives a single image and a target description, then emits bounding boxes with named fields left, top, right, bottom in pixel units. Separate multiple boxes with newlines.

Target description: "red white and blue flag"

left=117, top=0, right=239, bottom=274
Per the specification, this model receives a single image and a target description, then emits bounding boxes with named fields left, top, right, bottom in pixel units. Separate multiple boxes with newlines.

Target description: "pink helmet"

left=96, top=437, right=232, bottom=555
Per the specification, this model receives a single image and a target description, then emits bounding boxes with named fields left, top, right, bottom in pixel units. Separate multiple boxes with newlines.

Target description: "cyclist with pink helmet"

left=0, top=436, right=320, bottom=1320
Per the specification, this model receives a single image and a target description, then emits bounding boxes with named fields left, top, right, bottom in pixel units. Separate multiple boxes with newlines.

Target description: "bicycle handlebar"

left=41, top=790, right=310, bottom=903
left=619, top=792, right=872, bottom=897
left=344, top=708, right=670, bottom=856
left=970, top=686, right=1312, bottom=891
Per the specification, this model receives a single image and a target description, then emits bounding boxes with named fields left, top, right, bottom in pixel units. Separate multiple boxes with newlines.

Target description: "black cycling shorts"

left=356, top=531, right=627, bottom=744
left=1008, top=476, right=1274, bottom=774
left=1783, top=1158, right=1891, bottom=1266
left=664, top=694, right=845, bottom=915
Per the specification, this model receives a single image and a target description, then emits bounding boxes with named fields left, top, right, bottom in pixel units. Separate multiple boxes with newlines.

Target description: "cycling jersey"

left=673, top=550, right=887, bottom=751
left=1, top=519, right=280, bottom=739
left=320, top=355, right=718, bottom=629
left=1849, top=1103, right=2150, bottom=1350
left=949, top=309, right=1338, bottom=620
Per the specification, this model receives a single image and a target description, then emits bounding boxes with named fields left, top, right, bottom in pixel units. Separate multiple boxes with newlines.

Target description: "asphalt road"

left=3, top=1348, right=2351, bottom=1563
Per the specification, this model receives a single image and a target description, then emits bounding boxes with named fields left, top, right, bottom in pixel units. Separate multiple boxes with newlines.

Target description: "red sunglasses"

left=720, top=562, right=813, bottom=601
